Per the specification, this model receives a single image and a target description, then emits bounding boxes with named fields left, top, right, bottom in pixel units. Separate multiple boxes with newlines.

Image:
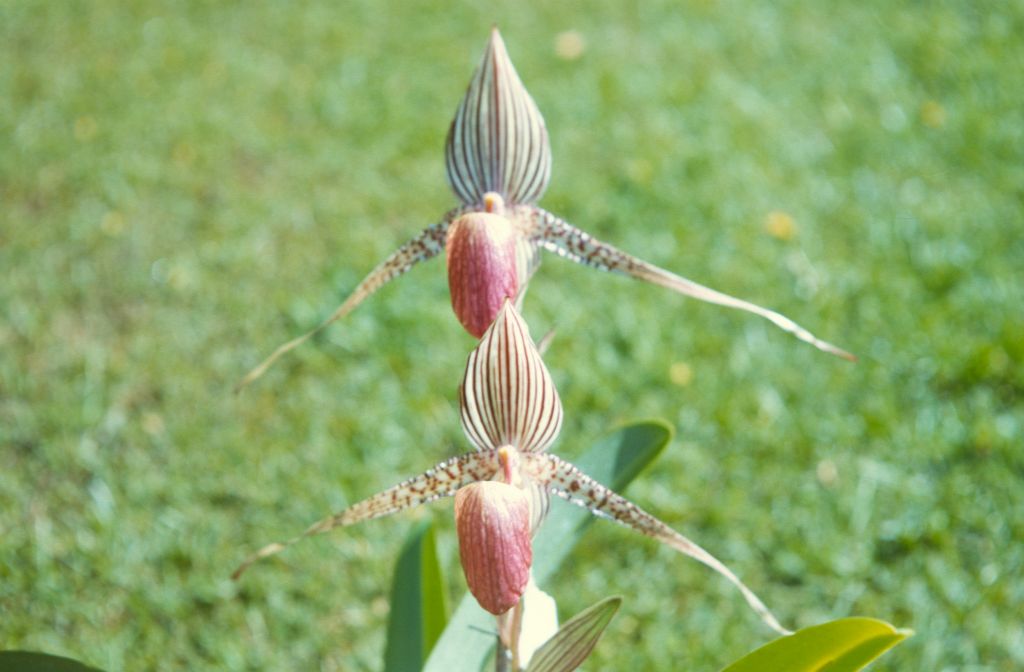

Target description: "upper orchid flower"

left=237, top=27, right=851, bottom=391
left=233, top=301, right=790, bottom=639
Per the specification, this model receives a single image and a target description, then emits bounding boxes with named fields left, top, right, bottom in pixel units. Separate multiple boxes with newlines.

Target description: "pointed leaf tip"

left=526, top=596, right=622, bottom=672
left=719, top=617, right=911, bottom=672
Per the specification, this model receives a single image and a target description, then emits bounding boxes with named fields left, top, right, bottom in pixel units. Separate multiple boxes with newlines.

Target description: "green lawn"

left=2, top=1, right=1021, bottom=670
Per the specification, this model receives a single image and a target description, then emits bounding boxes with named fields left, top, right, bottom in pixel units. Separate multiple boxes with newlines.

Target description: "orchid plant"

left=233, top=300, right=788, bottom=670
left=237, top=27, right=851, bottom=392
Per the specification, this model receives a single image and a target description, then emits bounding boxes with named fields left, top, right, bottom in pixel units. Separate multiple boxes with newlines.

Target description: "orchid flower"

left=233, top=301, right=790, bottom=641
left=236, top=28, right=851, bottom=391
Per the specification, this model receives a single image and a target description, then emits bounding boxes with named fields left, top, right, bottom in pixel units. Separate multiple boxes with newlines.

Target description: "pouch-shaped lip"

left=446, top=212, right=520, bottom=339
left=455, top=480, right=533, bottom=615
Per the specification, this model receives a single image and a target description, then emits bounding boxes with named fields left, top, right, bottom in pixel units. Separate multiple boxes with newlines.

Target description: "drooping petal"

left=232, top=448, right=502, bottom=579
left=460, top=300, right=563, bottom=453
left=237, top=209, right=468, bottom=392
left=524, top=452, right=791, bottom=635
left=446, top=27, right=552, bottom=207
left=532, top=207, right=855, bottom=361
left=455, top=481, right=533, bottom=615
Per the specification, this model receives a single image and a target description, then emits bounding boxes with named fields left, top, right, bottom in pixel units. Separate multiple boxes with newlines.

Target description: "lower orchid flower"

left=233, top=300, right=791, bottom=653
left=237, top=28, right=851, bottom=392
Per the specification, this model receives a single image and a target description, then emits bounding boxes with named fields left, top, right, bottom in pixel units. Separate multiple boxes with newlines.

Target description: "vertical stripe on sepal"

left=460, top=300, right=563, bottom=453
left=445, top=28, right=552, bottom=207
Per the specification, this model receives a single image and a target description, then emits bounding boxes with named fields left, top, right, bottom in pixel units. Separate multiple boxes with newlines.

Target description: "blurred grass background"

left=2, top=1, right=1022, bottom=670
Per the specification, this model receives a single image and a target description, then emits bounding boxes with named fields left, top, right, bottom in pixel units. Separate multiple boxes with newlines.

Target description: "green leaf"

left=526, top=596, right=622, bottom=672
left=0, top=651, right=105, bottom=672
left=423, top=420, right=672, bottom=672
left=719, top=617, right=912, bottom=672
left=384, top=518, right=448, bottom=672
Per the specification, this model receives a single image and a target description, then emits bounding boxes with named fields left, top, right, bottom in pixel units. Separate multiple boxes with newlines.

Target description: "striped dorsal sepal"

left=445, top=27, right=552, bottom=208
left=459, top=300, right=563, bottom=454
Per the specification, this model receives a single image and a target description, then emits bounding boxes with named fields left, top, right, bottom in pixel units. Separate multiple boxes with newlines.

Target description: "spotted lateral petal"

left=460, top=300, right=563, bottom=453
left=232, top=448, right=502, bottom=579
left=236, top=209, right=467, bottom=391
left=532, top=208, right=854, bottom=360
left=524, top=452, right=791, bottom=635
left=446, top=27, right=552, bottom=207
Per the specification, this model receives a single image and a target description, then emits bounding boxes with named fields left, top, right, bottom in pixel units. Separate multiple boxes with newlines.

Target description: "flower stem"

left=496, top=600, right=526, bottom=672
